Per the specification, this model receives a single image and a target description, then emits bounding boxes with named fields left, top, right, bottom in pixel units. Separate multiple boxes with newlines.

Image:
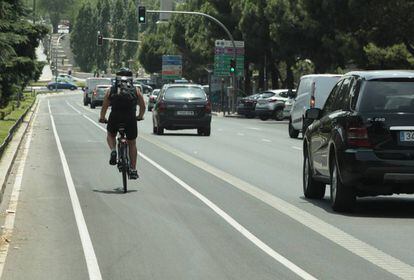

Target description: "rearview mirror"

left=305, top=108, right=322, bottom=120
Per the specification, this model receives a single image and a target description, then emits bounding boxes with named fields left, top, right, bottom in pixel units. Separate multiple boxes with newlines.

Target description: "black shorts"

left=107, top=111, right=137, bottom=140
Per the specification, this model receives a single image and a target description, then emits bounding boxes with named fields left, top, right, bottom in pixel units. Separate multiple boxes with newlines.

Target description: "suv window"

left=358, top=79, right=414, bottom=113
left=323, top=80, right=344, bottom=115
left=334, top=77, right=353, bottom=111
left=164, top=87, right=207, bottom=101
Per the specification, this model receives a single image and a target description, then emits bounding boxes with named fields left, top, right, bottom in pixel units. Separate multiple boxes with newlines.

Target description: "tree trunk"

left=286, top=61, right=294, bottom=89
left=270, top=61, right=279, bottom=89
left=258, top=65, right=264, bottom=91
left=244, top=61, right=251, bottom=96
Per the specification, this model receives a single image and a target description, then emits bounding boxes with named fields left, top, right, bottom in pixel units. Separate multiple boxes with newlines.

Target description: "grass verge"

left=0, top=93, right=36, bottom=145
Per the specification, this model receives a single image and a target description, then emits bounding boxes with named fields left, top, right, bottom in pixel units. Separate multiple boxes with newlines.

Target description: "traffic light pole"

left=147, top=9, right=238, bottom=112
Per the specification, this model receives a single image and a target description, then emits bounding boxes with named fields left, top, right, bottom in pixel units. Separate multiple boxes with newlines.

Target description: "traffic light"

left=97, top=32, right=103, bottom=46
left=138, top=6, right=146, bottom=24
left=230, top=59, right=236, bottom=74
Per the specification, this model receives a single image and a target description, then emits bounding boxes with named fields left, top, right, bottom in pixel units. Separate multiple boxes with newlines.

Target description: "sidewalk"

left=36, top=41, right=53, bottom=82
left=212, top=112, right=240, bottom=118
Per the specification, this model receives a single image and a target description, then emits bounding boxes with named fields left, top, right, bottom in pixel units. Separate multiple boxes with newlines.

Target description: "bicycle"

left=103, top=118, right=142, bottom=193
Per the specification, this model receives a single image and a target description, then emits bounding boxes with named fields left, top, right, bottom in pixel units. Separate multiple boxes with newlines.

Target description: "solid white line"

left=48, top=100, right=102, bottom=280
left=81, top=99, right=414, bottom=279
left=66, top=101, right=82, bottom=114
left=0, top=100, right=40, bottom=278
left=246, top=127, right=261, bottom=131
left=139, top=153, right=317, bottom=280
left=137, top=135, right=414, bottom=280
left=292, top=146, right=302, bottom=151
left=237, top=132, right=245, bottom=136
left=262, top=139, right=272, bottom=143
left=81, top=107, right=318, bottom=280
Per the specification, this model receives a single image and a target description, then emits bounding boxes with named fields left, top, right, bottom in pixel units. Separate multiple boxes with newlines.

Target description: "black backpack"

left=109, top=81, right=137, bottom=111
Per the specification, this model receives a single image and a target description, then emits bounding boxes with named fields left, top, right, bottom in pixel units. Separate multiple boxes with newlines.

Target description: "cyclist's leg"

left=107, top=113, right=119, bottom=165
left=127, top=139, right=137, bottom=169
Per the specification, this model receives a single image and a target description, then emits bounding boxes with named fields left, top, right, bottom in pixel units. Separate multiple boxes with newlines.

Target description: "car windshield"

left=358, top=80, right=414, bottom=113
left=164, top=87, right=206, bottom=101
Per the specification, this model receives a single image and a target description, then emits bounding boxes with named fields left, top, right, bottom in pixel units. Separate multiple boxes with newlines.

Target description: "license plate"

left=400, top=131, right=414, bottom=142
left=176, top=111, right=194, bottom=116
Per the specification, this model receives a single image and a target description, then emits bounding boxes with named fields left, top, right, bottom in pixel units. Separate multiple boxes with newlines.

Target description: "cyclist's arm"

left=136, top=87, right=146, bottom=119
left=100, top=89, right=111, bottom=121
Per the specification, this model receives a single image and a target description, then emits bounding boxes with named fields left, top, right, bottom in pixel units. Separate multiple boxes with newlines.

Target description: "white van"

left=83, top=78, right=112, bottom=106
left=289, top=74, right=342, bottom=138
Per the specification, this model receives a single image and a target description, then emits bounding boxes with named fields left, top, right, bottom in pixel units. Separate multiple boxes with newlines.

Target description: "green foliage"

left=110, top=0, right=125, bottom=70
left=0, top=0, right=48, bottom=107
left=71, top=2, right=97, bottom=72
left=364, top=43, right=414, bottom=70
left=96, top=0, right=111, bottom=73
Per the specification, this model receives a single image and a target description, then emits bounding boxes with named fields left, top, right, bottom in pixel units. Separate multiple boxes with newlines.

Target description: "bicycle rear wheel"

left=119, top=142, right=128, bottom=193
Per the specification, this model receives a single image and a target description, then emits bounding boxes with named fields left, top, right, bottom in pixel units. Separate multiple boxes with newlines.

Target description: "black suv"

left=152, top=84, right=212, bottom=136
left=303, top=70, right=414, bottom=212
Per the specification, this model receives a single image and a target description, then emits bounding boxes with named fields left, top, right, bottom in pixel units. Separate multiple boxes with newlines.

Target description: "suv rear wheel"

left=330, top=156, right=356, bottom=212
left=303, top=149, right=326, bottom=199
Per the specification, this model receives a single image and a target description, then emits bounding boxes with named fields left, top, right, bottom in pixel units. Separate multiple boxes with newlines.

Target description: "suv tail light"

left=347, top=127, right=371, bottom=148
left=205, top=101, right=211, bottom=113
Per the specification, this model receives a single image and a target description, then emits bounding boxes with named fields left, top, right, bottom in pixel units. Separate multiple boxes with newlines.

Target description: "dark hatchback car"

left=152, top=84, right=212, bottom=136
left=237, top=93, right=261, bottom=118
left=303, top=70, right=414, bottom=212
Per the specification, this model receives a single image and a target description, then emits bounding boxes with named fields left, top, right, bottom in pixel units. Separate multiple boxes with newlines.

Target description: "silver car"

left=90, top=85, right=110, bottom=109
left=147, top=89, right=160, bottom=111
left=255, top=90, right=290, bottom=121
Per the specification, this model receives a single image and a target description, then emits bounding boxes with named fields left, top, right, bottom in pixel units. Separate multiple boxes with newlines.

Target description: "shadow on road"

left=301, top=195, right=414, bottom=218
left=93, top=188, right=138, bottom=194
left=155, top=132, right=200, bottom=137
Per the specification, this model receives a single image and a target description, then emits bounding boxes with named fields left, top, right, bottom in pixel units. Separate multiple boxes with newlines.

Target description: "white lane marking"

left=217, top=128, right=223, bottom=132
left=66, top=101, right=82, bottom=114
left=292, top=146, right=302, bottom=151
left=262, top=139, right=272, bottom=143
left=0, top=100, right=40, bottom=278
left=140, top=153, right=318, bottom=280
left=82, top=114, right=317, bottom=280
left=48, top=100, right=102, bottom=280
left=246, top=127, right=261, bottom=131
left=237, top=132, right=245, bottom=136
left=80, top=97, right=414, bottom=279
left=137, top=135, right=414, bottom=280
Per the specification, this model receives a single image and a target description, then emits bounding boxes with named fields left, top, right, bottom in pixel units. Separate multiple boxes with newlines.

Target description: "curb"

left=0, top=98, right=38, bottom=205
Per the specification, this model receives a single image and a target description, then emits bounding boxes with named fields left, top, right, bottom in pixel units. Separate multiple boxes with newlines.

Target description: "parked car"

left=148, top=89, right=160, bottom=111
left=303, top=70, right=414, bottom=212
left=255, top=89, right=290, bottom=121
left=83, top=78, right=111, bottom=106
left=57, top=74, right=75, bottom=83
left=152, top=84, right=212, bottom=136
left=90, top=85, right=110, bottom=109
left=237, top=93, right=261, bottom=118
left=289, top=74, right=342, bottom=138
left=47, top=81, right=77, bottom=90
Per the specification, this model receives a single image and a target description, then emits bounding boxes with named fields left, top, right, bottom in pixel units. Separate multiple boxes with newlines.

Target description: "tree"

left=110, top=0, right=125, bottom=70
left=122, top=0, right=139, bottom=66
left=38, top=0, right=74, bottom=32
left=96, top=0, right=111, bottom=73
left=71, top=3, right=97, bottom=72
left=0, top=0, right=48, bottom=106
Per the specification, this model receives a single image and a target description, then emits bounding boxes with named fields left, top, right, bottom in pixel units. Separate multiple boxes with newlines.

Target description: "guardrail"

left=0, top=96, right=36, bottom=159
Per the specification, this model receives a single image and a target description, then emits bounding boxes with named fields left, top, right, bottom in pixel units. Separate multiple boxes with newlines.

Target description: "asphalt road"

left=1, top=91, right=414, bottom=280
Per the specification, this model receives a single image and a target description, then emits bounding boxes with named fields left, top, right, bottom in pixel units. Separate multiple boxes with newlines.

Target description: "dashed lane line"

left=69, top=96, right=414, bottom=279
left=80, top=108, right=318, bottom=280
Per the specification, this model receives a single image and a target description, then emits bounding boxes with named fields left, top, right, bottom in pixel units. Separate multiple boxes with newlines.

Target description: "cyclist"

left=99, top=68, right=146, bottom=179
